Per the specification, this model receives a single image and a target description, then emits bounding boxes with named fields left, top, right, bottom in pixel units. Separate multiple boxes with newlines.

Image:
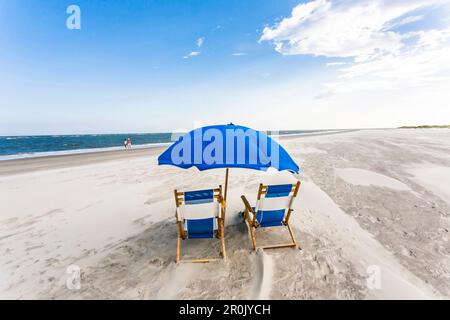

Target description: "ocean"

left=0, top=130, right=326, bottom=160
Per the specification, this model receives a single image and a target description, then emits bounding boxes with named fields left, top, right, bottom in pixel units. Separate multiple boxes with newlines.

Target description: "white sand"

left=249, top=250, right=274, bottom=300
left=407, top=166, right=450, bottom=205
left=335, top=168, right=410, bottom=191
left=0, top=157, right=171, bottom=298
left=297, top=147, right=327, bottom=155
left=1, top=129, right=449, bottom=299
left=298, top=180, right=433, bottom=299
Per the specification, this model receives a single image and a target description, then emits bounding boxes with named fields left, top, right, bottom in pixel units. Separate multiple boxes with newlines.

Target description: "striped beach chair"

left=174, top=186, right=226, bottom=263
left=241, top=181, right=301, bottom=250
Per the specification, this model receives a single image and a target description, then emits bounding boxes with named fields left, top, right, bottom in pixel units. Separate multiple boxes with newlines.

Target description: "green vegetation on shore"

left=400, top=125, right=450, bottom=129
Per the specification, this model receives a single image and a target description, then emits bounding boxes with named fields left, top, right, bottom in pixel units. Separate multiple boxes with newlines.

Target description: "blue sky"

left=0, top=0, right=449, bottom=135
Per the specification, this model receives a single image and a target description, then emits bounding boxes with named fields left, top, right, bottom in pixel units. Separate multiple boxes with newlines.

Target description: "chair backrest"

left=254, top=181, right=300, bottom=226
left=174, top=186, right=223, bottom=222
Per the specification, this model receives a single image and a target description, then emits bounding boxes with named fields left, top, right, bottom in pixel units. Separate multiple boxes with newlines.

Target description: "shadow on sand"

left=44, top=214, right=366, bottom=299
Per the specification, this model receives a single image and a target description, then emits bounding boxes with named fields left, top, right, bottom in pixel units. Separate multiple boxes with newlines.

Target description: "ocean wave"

left=0, top=130, right=329, bottom=161
left=0, top=142, right=171, bottom=161
left=4, top=136, right=30, bottom=140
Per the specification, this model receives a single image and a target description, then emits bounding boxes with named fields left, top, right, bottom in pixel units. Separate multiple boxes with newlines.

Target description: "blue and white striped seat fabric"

left=176, top=189, right=220, bottom=239
left=249, top=184, right=296, bottom=227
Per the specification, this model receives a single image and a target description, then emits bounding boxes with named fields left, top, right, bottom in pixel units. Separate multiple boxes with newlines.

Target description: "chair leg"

left=220, top=219, right=227, bottom=259
left=247, top=220, right=257, bottom=250
left=286, top=222, right=299, bottom=249
left=252, top=223, right=299, bottom=250
left=243, top=209, right=257, bottom=250
left=178, top=258, right=221, bottom=263
left=243, top=209, right=248, bottom=223
left=176, top=234, right=181, bottom=263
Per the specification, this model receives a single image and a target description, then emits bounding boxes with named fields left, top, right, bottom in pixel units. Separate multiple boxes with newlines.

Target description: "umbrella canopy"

left=158, top=124, right=299, bottom=173
left=158, top=124, right=299, bottom=204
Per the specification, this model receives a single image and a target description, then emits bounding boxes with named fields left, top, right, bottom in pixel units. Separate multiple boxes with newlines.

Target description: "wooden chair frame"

left=241, top=181, right=301, bottom=250
left=174, top=186, right=227, bottom=263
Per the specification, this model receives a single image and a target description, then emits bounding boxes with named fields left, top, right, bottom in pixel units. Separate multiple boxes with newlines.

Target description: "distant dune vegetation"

left=400, top=125, right=450, bottom=129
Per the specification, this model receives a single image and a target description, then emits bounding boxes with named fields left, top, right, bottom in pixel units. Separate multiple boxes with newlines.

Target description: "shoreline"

left=0, top=142, right=172, bottom=162
left=0, top=147, right=165, bottom=177
left=0, top=129, right=357, bottom=162
left=0, top=130, right=357, bottom=177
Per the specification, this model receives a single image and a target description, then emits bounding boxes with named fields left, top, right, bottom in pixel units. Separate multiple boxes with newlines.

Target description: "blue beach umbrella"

left=158, top=124, right=299, bottom=201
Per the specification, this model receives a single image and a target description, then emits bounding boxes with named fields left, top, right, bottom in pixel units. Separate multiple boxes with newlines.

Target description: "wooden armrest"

left=241, top=195, right=254, bottom=213
left=217, top=195, right=226, bottom=220
left=175, top=207, right=182, bottom=221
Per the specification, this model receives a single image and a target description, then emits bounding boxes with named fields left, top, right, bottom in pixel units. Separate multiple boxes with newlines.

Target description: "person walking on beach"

left=123, top=139, right=128, bottom=149
left=126, top=138, right=132, bottom=149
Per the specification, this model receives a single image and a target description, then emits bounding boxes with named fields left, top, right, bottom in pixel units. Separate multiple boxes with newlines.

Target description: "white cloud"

left=183, top=51, right=200, bottom=59
left=392, top=15, right=424, bottom=28
left=197, top=37, right=205, bottom=48
left=328, top=28, right=450, bottom=92
left=260, top=0, right=443, bottom=62
left=326, top=62, right=346, bottom=67
left=231, top=52, right=246, bottom=56
left=184, top=37, right=205, bottom=59
left=261, top=0, right=450, bottom=100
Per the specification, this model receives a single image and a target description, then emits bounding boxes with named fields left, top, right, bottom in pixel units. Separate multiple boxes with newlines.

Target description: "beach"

left=1, top=129, right=449, bottom=299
